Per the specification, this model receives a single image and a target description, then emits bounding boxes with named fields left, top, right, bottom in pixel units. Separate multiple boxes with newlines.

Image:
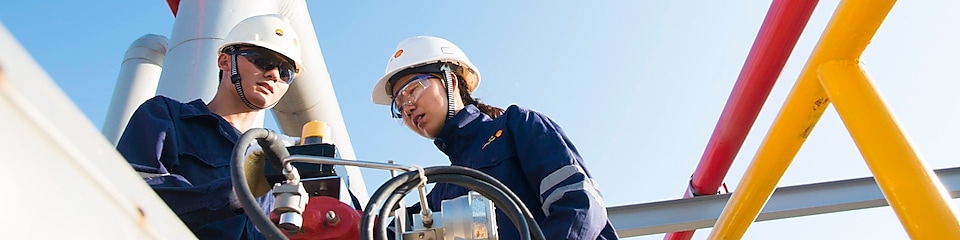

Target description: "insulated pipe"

left=666, top=2, right=818, bottom=239
left=102, top=34, right=168, bottom=145
left=154, top=0, right=276, bottom=130
left=155, top=0, right=275, bottom=103
left=274, top=0, right=370, bottom=207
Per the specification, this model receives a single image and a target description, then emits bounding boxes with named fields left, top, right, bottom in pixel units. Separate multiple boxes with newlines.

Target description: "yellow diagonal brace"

left=709, top=0, right=897, bottom=239
left=819, top=61, right=960, bottom=239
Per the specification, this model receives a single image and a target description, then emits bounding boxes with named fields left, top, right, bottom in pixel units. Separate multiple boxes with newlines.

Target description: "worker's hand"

left=243, top=150, right=272, bottom=198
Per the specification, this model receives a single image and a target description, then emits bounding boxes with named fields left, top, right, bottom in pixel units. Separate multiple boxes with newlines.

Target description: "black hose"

left=361, top=169, right=420, bottom=239
left=230, top=131, right=544, bottom=240
left=425, top=166, right=545, bottom=240
left=361, top=166, right=545, bottom=240
left=230, top=128, right=288, bottom=240
left=376, top=178, right=417, bottom=239
left=374, top=174, right=531, bottom=240
left=381, top=174, right=529, bottom=239
left=256, top=130, right=291, bottom=170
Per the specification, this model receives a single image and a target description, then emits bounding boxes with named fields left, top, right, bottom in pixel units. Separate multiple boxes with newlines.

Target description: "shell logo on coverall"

left=481, top=129, right=503, bottom=150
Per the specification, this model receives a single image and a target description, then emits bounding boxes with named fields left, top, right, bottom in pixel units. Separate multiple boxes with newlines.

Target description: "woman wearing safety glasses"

left=116, top=14, right=302, bottom=239
left=371, top=36, right=620, bottom=240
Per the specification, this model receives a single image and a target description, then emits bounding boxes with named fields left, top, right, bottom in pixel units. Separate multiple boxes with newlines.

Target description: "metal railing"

left=708, top=0, right=960, bottom=239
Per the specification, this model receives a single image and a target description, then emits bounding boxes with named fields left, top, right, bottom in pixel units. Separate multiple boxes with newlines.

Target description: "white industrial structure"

left=102, top=34, right=168, bottom=145
left=101, top=0, right=369, bottom=208
left=2, top=0, right=959, bottom=239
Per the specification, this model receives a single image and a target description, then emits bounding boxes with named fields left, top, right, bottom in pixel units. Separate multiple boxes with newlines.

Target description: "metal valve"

left=272, top=181, right=310, bottom=232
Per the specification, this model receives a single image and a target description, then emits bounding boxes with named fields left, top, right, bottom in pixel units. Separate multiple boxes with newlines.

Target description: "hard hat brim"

left=371, top=74, right=393, bottom=105
left=371, top=61, right=480, bottom=106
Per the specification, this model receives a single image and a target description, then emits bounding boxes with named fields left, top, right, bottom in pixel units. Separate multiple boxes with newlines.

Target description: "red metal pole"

left=664, top=0, right=818, bottom=239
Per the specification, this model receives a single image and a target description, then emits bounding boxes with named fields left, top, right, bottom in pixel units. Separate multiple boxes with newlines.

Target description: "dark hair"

left=457, top=77, right=503, bottom=119
left=217, top=44, right=240, bottom=82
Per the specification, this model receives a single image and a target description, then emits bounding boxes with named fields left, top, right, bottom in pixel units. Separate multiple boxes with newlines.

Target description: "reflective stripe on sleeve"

left=539, top=164, right=604, bottom=216
left=541, top=180, right=605, bottom=216
left=540, top=164, right=587, bottom=195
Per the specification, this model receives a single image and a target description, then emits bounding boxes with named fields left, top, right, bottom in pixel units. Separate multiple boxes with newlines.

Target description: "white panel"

left=0, top=22, right=195, bottom=239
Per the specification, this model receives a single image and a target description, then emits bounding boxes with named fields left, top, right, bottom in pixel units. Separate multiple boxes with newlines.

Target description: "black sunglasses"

left=230, top=49, right=296, bottom=84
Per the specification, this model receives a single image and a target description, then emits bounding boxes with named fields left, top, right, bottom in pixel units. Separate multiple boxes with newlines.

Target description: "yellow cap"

left=300, top=120, right=330, bottom=144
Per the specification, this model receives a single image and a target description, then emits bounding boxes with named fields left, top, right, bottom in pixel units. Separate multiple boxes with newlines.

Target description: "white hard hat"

left=218, top=14, right=302, bottom=72
left=371, top=36, right=480, bottom=105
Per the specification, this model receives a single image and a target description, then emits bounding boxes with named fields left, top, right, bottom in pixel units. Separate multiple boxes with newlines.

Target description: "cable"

left=230, top=130, right=544, bottom=240
left=375, top=174, right=531, bottom=240
left=230, top=128, right=290, bottom=240
left=360, top=166, right=545, bottom=240
left=361, top=167, right=420, bottom=239
left=426, top=166, right=544, bottom=239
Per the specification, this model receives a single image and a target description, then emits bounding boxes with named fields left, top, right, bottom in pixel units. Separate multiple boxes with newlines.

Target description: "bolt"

left=326, top=210, right=339, bottom=225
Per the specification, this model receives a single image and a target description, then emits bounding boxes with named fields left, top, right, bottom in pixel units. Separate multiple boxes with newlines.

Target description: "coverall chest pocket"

left=465, top=135, right=518, bottom=181
left=180, top=150, right=230, bottom=168
left=176, top=138, right=234, bottom=184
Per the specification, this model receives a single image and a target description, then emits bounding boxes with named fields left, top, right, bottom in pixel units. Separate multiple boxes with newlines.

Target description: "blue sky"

left=3, top=1, right=959, bottom=239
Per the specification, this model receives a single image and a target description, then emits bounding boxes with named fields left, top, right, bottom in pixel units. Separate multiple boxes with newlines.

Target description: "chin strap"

left=230, top=53, right=281, bottom=110
left=440, top=64, right=456, bottom=120
left=230, top=54, right=263, bottom=110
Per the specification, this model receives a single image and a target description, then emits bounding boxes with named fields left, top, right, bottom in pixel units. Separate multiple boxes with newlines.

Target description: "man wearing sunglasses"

left=116, top=14, right=302, bottom=239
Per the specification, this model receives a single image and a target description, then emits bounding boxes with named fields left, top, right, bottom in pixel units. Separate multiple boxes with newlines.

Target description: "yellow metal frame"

left=708, top=0, right=960, bottom=239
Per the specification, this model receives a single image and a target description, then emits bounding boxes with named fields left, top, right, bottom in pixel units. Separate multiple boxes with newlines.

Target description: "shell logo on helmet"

left=393, top=49, right=403, bottom=59
left=218, top=14, right=303, bottom=73
left=371, top=36, right=481, bottom=106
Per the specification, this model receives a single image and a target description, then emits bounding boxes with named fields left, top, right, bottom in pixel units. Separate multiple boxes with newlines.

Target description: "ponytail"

left=457, top=77, right=504, bottom=119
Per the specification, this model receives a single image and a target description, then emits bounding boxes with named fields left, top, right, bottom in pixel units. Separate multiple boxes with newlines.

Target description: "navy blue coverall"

left=116, top=96, right=272, bottom=240
left=416, top=104, right=619, bottom=239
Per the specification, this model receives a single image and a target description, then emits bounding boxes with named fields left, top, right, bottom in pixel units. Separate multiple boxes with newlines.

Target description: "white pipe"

left=102, top=34, right=168, bottom=145
left=155, top=0, right=275, bottom=129
left=275, top=0, right=370, bottom=206
left=156, top=0, right=276, bottom=103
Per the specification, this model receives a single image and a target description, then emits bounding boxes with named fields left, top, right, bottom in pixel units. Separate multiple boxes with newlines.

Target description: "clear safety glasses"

left=231, top=49, right=296, bottom=84
left=390, top=74, right=436, bottom=119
